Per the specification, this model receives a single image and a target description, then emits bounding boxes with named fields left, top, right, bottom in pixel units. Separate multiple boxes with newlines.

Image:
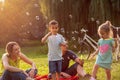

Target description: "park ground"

left=0, top=45, right=120, bottom=80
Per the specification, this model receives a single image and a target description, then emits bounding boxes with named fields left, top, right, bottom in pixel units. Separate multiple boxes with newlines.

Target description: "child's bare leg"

left=105, top=69, right=111, bottom=80
left=56, top=72, right=60, bottom=80
left=52, top=73, right=56, bottom=80
left=77, top=65, right=86, bottom=77
left=92, top=64, right=99, bottom=78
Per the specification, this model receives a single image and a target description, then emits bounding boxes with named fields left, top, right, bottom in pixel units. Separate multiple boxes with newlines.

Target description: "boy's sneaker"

left=48, top=73, right=52, bottom=79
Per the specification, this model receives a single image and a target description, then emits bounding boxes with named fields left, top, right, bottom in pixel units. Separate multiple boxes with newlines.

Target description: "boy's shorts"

left=64, top=63, right=78, bottom=76
left=49, top=60, right=62, bottom=74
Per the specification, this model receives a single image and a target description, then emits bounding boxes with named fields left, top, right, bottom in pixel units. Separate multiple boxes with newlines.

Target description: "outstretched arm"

left=41, top=32, right=52, bottom=43
left=114, top=37, right=118, bottom=48
left=74, top=58, right=84, bottom=67
left=89, top=48, right=99, bottom=60
left=112, top=38, right=118, bottom=52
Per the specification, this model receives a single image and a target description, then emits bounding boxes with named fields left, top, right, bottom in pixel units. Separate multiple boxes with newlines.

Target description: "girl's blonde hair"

left=98, top=20, right=113, bottom=38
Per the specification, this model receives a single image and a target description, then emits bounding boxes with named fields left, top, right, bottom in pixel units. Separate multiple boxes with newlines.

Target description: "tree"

left=39, top=0, right=120, bottom=40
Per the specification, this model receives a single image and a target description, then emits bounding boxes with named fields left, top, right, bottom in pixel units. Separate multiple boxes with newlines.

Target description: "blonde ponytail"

left=105, top=21, right=113, bottom=38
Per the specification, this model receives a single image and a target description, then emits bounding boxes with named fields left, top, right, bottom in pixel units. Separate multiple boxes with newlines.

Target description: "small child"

left=41, top=20, right=65, bottom=80
left=90, top=21, right=117, bottom=80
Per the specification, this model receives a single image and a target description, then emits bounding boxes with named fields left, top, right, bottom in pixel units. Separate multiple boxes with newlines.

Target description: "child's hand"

left=41, top=32, right=52, bottom=43
left=89, top=53, right=95, bottom=60
left=80, top=59, right=84, bottom=67
left=22, top=70, right=29, bottom=77
left=60, top=43, right=65, bottom=46
left=113, top=38, right=118, bottom=42
left=47, top=32, right=52, bottom=36
left=60, top=41, right=67, bottom=47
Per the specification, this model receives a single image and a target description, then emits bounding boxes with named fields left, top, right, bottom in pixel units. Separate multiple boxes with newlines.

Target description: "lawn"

left=0, top=46, right=120, bottom=80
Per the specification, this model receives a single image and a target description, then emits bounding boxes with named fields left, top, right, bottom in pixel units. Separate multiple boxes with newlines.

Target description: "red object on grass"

left=34, top=74, right=48, bottom=80
left=60, top=76, right=79, bottom=80
left=34, top=74, right=79, bottom=80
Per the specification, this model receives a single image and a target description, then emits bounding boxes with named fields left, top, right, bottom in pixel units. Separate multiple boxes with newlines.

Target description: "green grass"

left=0, top=46, right=120, bottom=80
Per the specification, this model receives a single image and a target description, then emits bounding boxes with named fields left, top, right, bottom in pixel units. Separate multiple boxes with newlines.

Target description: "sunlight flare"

left=0, top=0, right=5, bottom=10
left=0, top=0, right=5, bottom=5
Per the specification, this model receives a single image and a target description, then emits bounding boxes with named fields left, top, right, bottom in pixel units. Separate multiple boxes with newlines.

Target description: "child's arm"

left=112, top=38, right=118, bottom=52
left=89, top=48, right=99, bottom=60
left=114, top=35, right=119, bottom=48
left=74, top=58, right=84, bottom=67
left=41, top=32, right=52, bottom=43
left=59, top=42, right=66, bottom=46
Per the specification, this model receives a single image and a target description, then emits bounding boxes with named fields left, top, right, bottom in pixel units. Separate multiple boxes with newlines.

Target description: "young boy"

left=41, top=20, right=65, bottom=80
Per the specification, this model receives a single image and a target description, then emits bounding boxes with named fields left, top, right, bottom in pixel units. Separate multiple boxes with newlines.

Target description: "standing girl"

left=90, top=21, right=117, bottom=80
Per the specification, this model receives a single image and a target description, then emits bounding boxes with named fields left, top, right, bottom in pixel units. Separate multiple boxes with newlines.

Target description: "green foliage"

left=39, top=0, right=120, bottom=40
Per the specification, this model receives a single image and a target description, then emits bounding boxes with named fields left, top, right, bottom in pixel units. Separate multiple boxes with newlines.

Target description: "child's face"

left=99, top=30, right=109, bottom=39
left=49, top=24, right=59, bottom=34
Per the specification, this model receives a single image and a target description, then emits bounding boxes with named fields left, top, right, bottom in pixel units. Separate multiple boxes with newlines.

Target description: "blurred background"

left=0, top=0, right=120, bottom=47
